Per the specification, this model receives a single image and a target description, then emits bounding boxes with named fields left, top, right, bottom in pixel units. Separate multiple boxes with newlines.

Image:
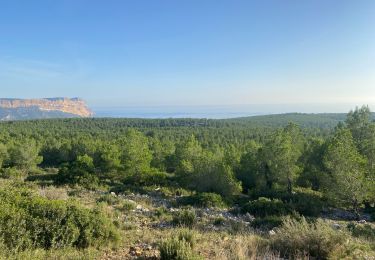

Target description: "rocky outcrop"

left=0, top=98, right=93, bottom=118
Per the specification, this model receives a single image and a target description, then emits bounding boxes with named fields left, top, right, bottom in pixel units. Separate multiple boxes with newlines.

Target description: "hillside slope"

left=0, top=98, right=93, bottom=120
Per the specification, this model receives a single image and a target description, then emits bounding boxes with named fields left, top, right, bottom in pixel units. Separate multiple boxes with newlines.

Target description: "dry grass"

left=38, top=185, right=69, bottom=200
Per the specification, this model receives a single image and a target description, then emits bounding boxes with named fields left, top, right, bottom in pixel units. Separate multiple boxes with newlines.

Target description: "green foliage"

left=95, top=144, right=121, bottom=173
left=260, top=123, right=304, bottom=193
left=121, top=200, right=137, bottom=211
left=288, top=188, right=324, bottom=217
left=242, top=197, right=291, bottom=217
left=172, top=209, right=197, bottom=228
left=0, top=185, right=119, bottom=252
left=8, top=139, right=43, bottom=173
left=297, top=138, right=326, bottom=190
left=213, top=216, right=226, bottom=226
left=56, top=154, right=99, bottom=189
left=247, top=188, right=324, bottom=217
left=160, top=229, right=201, bottom=260
left=120, top=129, right=152, bottom=176
left=97, top=194, right=121, bottom=205
left=271, top=217, right=348, bottom=259
left=346, top=106, right=375, bottom=204
left=250, top=216, right=283, bottom=230
left=236, top=140, right=262, bottom=191
left=177, top=229, right=197, bottom=249
left=323, top=127, right=368, bottom=215
left=176, top=137, right=242, bottom=197
left=159, top=237, right=201, bottom=260
left=348, top=223, right=375, bottom=242
left=178, top=192, right=226, bottom=208
left=125, top=169, right=170, bottom=186
left=0, top=143, right=8, bottom=169
left=0, top=167, right=26, bottom=179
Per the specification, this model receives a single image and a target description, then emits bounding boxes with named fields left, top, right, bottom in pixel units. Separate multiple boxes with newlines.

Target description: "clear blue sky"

left=0, top=0, right=374, bottom=108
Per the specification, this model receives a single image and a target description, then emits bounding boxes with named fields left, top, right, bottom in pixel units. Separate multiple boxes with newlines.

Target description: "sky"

left=0, top=0, right=374, bottom=110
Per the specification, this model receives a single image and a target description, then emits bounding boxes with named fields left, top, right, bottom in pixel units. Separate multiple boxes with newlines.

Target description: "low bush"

left=158, top=186, right=192, bottom=197
left=287, top=188, right=324, bottom=217
left=159, top=238, right=200, bottom=260
left=159, top=230, right=201, bottom=260
left=177, top=229, right=197, bottom=249
left=55, top=155, right=99, bottom=190
left=38, top=186, right=69, bottom=200
left=228, top=220, right=249, bottom=234
left=121, top=199, right=137, bottom=211
left=270, top=217, right=372, bottom=259
left=173, top=209, right=197, bottom=228
left=0, top=246, right=100, bottom=260
left=0, top=167, right=26, bottom=179
left=242, top=197, right=291, bottom=217
left=97, top=194, right=121, bottom=205
left=153, top=207, right=173, bottom=223
left=213, top=216, right=226, bottom=226
left=123, top=170, right=171, bottom=186
left=248, top=188, right=324, bottom=217
left=250, top=216, right=283, bottom=230
left=178, top=192, right=226, bottom=208
left=0, top=185, right=120, bottom=252
left=348, top=223, right=375, bottom=242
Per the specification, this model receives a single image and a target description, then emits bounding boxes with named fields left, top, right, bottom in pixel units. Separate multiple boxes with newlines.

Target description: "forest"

left=0, top=106, right=374, bottom=259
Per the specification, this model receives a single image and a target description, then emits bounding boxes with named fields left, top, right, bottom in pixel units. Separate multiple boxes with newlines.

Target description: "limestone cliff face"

left=0, top=98, right=93, bottom=118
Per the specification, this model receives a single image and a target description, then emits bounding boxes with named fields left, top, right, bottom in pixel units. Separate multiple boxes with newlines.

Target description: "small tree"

left=119, top=129, right=152, bottom=182
left=237, top=140, right=262, bottom=191
left=323, top=128, right=368, bottom=218
left=96, top=144, right=121, bottom=173
left=175, top=137, right=241, bottom=197
left=8, top=139, right=42, bottom=173
left=261, top=124, right=303, bottom=194
left=57, top=154, right=99, bottom=189
left=193, top=154, right=242, bottom=197
left=0, top=143, right=8, bottom=169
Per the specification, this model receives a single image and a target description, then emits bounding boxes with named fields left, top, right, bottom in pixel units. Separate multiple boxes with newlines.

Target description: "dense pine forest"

left=0, top=106, right=374, bottom=259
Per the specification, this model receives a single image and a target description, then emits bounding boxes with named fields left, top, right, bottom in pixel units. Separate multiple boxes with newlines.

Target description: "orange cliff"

left=0, top=98, right=93, bottom=117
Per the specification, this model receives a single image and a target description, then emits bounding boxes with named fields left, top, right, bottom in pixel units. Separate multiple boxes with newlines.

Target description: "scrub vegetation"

left=0, top=106, right=374, bottom=259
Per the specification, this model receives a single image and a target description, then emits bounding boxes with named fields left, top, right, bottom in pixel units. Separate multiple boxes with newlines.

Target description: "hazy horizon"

left=91, top=103, right=375, bottom=119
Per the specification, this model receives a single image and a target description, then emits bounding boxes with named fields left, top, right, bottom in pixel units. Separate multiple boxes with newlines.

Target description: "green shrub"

left=287, top=188, right=324, bottom=217
left=154, top=207, right=172, bottom=221
left=0, top=167, right=26, bottom=179
left=247, top=188, right=324, bottom=217
left=228, top=220, right=249, bottom=234
left=121, top=199, right=136, bottom=211
left=242, top=197, right=291, bottom=217
left=0, top=246, right=100, bottom=260
left=348, top=223, right=375, bottom=242
left=173, top=209, right=197, bottom=228
left=271, top=217, right=348, bottom=259
left=177, top=229, right=197, bottom=249
left=178, top=192, right=226, bottom=208
left=250, top=216, right=283, bottom=230
left=160, top=238, right=200, bottom=260
left=159, top=230, right=201, bottom=260
left=55, top=155, right=99, bottom=189
left=213, top=216, right=226, bottom=226
left=97, top=194, right=120, bottom=205
left=123, top=169, right=170, bottom=186
left=0, top=186, right=120, bottom=252
left=158, top=187, right=192, bottom=197
left=142, top=170, right=170, bottom=186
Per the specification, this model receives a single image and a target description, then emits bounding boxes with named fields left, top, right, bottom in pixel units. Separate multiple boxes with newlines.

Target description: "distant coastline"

left=91, top=103, right=374, bottom=119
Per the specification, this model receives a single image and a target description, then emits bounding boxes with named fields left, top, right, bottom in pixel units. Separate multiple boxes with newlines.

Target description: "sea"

left=91, top=104, right=364, bottom=119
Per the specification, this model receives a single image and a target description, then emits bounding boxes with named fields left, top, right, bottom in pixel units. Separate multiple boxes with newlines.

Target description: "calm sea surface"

left=92, top=104, right=361, bottom=119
